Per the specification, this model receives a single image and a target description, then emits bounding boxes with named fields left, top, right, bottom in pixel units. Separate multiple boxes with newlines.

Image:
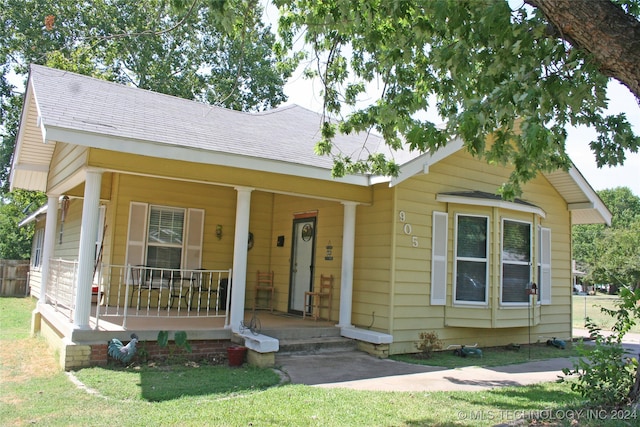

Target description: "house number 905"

left=399, top=211, right=419, bottom=247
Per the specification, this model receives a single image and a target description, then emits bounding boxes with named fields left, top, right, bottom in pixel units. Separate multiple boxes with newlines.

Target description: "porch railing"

left=46, top=259, right=232, bottom=328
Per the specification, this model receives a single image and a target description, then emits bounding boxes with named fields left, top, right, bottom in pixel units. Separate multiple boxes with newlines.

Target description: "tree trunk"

left=526, top=0, right=640, bottom=102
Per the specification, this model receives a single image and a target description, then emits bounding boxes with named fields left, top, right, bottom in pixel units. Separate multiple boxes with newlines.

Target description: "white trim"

left=563, top=165, right=611, bottom=225
left=436, top=194, right=546, bottom=218
left=385, top=138, right=465, bottom=187
left=453, top=214, right=490, bottom=305
left=18, top=204, right=48, bottom=227
left=500, top=218, right=532, bottom=306
left=42, top=126, right=372, bottom=187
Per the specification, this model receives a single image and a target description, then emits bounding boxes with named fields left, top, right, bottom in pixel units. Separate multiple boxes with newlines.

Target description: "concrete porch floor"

left=39, top=302, right=336, bottom=344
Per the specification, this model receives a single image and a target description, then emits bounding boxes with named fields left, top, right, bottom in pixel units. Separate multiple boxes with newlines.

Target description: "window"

left=125, top=202, right=204, bottom=273
left=146, top=206, right=185, bottom=270
left=501, top=219, right=531, bottom=304
left=454, top=215, right=488, bottom=304
left=32, top=228, right=44, bottom=269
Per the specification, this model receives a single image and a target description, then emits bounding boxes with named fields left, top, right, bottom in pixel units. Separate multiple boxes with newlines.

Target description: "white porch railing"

left=45, top=259, right=232, bottom=328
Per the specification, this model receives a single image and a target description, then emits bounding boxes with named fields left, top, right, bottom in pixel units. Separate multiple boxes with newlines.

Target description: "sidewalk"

left=275, top=328, right=640, bottom=392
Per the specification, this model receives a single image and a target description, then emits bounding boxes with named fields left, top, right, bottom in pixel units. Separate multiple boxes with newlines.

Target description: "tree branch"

left=525, top=0, right=640, bottom=102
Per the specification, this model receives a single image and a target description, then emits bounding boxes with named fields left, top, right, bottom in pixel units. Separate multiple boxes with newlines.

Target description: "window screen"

left=501, top=219, right=531, bottom=303
left=455, top=215, right=488, bottom=303
left=146, top=206, right=184, bottom=270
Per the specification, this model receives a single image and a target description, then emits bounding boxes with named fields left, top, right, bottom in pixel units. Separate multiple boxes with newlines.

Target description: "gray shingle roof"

left=29, top=64, right=385, bottom=170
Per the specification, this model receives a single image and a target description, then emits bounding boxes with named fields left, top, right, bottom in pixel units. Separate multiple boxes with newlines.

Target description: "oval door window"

left=301, top=224, right=313, bottom=241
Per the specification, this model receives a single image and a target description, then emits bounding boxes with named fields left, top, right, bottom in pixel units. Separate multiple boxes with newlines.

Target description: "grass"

left=2, top=296, right=638, bottom=427
left=572, top=293, right=640, bottom=334
left=392, top=342, right=576, bottom=369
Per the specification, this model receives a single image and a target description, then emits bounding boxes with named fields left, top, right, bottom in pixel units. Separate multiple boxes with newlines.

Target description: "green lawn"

left=572, top=293, right=640, bottom=334
left=1, top=296, right=637, bottom=427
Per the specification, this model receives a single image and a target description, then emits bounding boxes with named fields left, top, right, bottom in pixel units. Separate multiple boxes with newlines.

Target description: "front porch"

left=34, top=299, right=345, bottom=369
left=36, top=254, right=393, bottom=370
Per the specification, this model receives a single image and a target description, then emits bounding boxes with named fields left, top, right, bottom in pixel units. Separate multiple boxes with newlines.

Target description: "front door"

left=289, top=216, right=316, bottom=314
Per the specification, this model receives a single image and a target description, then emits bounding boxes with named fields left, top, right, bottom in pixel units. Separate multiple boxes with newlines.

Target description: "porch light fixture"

left=59, top=195, right=70, bottom=244
left=216, top=224, right=223, bottom=240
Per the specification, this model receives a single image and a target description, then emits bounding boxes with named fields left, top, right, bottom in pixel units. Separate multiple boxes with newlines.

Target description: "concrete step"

left=260, top=326, right=341, bottom=341
left=277, top=336, right=357, bottom=355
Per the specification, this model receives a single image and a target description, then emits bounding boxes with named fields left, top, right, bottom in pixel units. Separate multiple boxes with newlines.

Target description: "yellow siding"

left=110, top=174, right=237, bottom=271
left=48, top=143, right=88, bottom=192
left=87, top=149, right=373, bottom=204
left=269, top=195, right=344, bottom=318
left=388, top=148, right=573, bottom=354
left=102, top=173, right=350, bottom=313
left=38, top=141, right=574, bottom=354
left=352, top=185, right=394, bottom=331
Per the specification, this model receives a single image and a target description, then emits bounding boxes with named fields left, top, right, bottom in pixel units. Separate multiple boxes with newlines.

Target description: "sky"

left=281, top=71, right=640, bottom=197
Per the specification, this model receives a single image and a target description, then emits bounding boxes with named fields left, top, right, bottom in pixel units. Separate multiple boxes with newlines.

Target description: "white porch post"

left=338, top=201, right=357, bottom=328
left=73, top=169, right=102, bottom=329
left=229, top=187, right=253, bottom=332
left=39, top=194, right=59, bottom=305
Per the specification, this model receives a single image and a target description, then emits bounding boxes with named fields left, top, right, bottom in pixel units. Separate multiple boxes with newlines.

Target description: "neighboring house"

left=11, top=65, right=611, bottom=369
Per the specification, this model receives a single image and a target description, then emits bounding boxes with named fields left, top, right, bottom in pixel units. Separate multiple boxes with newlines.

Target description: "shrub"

left=415, top=331, right=443, bottom=359
left=560, top=287, right=640, bottom=407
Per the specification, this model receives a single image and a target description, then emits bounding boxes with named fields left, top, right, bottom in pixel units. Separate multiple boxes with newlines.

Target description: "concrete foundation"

left=247, top=349, right=275, bottom=368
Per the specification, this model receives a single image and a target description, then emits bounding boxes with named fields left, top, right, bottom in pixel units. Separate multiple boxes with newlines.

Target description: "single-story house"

left=11, top=65, right=611, bottom=369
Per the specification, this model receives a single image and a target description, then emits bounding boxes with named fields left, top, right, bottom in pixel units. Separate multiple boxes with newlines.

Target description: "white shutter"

left=431, top=211, right=448, bottom=305
left=539, top=227, right=552, bottom=305
left=183, top=208, right=204, bottom=269
left=125, top=202, right=148, bottom=268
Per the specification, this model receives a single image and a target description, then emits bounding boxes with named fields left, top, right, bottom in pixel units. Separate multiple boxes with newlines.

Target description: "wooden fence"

left=0, top=260, right=30, bottom=296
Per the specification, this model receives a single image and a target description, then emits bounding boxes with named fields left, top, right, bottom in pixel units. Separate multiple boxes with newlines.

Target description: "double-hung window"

left=125, top=202, right=204, bottom=274
left=32, top=228, right=45, bottom=269
left=454, top=214, right=489, bottom=304
left=146, top=206, right=185, bottom=271
left=501, top=219, right=532, bottom=304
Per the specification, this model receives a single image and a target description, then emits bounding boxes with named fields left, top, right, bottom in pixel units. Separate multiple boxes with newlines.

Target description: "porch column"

left=73, top=169, right=102, bottom=329
left=230, top=186, right=254, bottom=332
left=338, top=201, right=357, bottom=328
left=39, top=194, right=59, bottom=305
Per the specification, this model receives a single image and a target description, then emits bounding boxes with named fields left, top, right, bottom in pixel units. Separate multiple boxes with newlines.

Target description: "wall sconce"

left=59, top=195, right=70, bottom=244
left=277, top=235, right=285, bottom=247
left=216, top=224, right=223, bottom=240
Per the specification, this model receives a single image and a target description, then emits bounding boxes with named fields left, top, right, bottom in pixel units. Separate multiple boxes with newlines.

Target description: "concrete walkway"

left=275, top=328, right=640, bottom=392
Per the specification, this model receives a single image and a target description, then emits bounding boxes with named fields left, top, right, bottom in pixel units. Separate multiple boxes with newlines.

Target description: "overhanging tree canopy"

left=0, top=0, right=292, bottom=191
left=274, top=0, right=640, bottom=198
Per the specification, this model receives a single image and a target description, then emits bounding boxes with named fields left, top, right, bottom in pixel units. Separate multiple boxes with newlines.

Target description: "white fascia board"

left=436, top=193, right=547, bottom=218
left=18, top=204, right=48, bottom=227
left=384, top=137, right=465, bottom=187
left=10, top=82, right=36, bottom=190
left=44, top=127, right=371, bottom=187
left=566, top=165, right=612, bottom=226
left=12, top=163, right=49, bottom=172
